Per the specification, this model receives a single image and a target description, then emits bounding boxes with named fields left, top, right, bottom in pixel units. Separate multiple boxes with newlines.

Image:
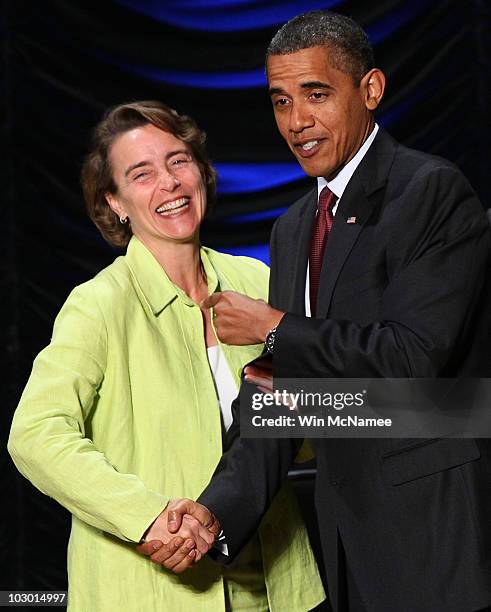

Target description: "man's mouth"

left=300, top=140, right=319, bottom=151
left=155, top=197, right=189, bottom=216
left=293, top=139, right=323, bottom=157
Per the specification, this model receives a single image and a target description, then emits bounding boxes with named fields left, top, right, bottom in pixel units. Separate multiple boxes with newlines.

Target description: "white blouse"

left=206, top=345, right=238, bottom=432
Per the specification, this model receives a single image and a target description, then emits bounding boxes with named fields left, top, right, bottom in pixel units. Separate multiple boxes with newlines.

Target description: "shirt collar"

left=317, top=123, right=379, bottom=200
left=125, top=236, right=219, bottom=315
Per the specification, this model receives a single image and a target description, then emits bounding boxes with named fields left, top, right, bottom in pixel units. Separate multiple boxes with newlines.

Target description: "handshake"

left=136, top=499, right=220, bottom=573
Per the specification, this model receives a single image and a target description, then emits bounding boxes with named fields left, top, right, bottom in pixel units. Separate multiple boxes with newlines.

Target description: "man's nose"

left=289, top=103, right=315, bottom=132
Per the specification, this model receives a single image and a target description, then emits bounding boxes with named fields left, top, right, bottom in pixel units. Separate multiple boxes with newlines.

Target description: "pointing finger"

left=201, top=292, right=222, bottom=310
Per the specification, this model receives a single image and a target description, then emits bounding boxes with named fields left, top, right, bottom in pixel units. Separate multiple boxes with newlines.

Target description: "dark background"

left=2, top=0, right=490, bottom=595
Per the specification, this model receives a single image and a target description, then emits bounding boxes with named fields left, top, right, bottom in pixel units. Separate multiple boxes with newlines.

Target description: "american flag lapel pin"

left=347, top=216, right=357, bottom=224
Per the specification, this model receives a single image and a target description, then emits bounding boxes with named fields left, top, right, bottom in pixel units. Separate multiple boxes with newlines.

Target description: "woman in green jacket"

left=8, top=101, right=325, bottom=611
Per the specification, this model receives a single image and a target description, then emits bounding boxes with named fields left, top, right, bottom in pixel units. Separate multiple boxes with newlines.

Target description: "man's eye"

left=310, top=92, right=326, bottom=100
left=274, top=98, right=290, bottom=107
left=134, top=172, right=149, bottom=181
left=173, top=157, right=189, bottom=166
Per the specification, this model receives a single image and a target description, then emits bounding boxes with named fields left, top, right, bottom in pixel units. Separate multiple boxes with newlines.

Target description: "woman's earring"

left=119, top=215, right=128, bottom=224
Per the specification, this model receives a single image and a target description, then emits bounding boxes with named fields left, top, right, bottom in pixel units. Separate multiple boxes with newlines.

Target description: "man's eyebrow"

left=124, top=160, right=149, bottom=178
left=301, top=81, right=334, bottom=90
left=269, top=81, right=334, bottom=96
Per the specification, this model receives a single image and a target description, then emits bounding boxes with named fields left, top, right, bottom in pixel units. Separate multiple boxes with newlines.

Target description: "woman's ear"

left=105, top=192, right=128, bottom=223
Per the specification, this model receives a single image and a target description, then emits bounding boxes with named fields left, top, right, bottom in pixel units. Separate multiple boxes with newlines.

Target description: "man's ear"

left=105, top=192, right=127, bottom=221
left=361, top=68, right=385, bottom=111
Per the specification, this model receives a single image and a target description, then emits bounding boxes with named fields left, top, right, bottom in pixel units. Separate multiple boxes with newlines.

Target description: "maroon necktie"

left=309, top=186, right=335, bottom=316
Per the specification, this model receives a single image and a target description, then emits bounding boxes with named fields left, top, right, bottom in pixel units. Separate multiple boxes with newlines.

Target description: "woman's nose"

left=158, top=169, right=180, bottom=190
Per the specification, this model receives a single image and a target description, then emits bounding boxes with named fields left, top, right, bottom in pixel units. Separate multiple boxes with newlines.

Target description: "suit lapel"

left=315, top=129, right=397, bottom=318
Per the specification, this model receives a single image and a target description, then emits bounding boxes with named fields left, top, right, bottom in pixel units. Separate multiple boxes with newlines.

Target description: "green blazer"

left=9, top=237, right=324, bottom=611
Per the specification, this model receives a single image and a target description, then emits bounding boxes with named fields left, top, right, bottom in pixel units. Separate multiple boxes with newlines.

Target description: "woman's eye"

left=133, top=172, right=149, bottom=182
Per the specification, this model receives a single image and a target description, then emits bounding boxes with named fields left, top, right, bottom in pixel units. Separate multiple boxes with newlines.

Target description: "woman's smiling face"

left=105, top=123, right=207, bottom=247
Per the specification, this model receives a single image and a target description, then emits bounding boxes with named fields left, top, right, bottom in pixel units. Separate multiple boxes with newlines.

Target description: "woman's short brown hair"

left=81, top=101, right=217, bottom=247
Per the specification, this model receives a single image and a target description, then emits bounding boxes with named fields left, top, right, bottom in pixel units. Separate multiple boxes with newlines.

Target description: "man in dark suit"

left=138, top=11, right=491, bottom=611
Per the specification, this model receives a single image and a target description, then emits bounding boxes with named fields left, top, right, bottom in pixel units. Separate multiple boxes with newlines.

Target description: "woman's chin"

left=159, top=228, right=200, bottom=245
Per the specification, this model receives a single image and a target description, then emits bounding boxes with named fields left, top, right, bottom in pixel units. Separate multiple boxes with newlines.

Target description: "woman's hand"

left=137, top=535, right=200, bottom=573
left=135, top=503, right=217, bottom=573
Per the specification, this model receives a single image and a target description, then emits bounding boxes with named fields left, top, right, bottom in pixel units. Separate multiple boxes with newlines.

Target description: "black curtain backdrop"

left=2, top=0, right=490, bottom=594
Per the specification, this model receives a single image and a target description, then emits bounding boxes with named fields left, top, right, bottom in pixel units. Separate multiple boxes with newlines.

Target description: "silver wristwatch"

left=265, top=326, right=277, bottom=354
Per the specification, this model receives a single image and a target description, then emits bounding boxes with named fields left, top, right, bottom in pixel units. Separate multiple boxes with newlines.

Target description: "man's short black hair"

left=266, top=10, right=375, bottom=84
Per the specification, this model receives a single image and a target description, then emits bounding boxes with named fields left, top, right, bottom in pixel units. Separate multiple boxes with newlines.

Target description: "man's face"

left=267, top=46, right=379, bottom=180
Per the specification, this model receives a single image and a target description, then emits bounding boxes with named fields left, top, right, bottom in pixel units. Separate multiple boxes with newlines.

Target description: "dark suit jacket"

left=200, top=129, right=491, bottom=611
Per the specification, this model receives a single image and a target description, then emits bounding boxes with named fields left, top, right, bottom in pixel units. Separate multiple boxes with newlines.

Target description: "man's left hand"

left=244, top=358, right=273, bottom=393
left=201, top=291, right=284, bottom=345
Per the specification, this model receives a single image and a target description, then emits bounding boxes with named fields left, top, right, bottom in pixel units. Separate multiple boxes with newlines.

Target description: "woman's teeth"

left=156, top=197, right=189, bottom=216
